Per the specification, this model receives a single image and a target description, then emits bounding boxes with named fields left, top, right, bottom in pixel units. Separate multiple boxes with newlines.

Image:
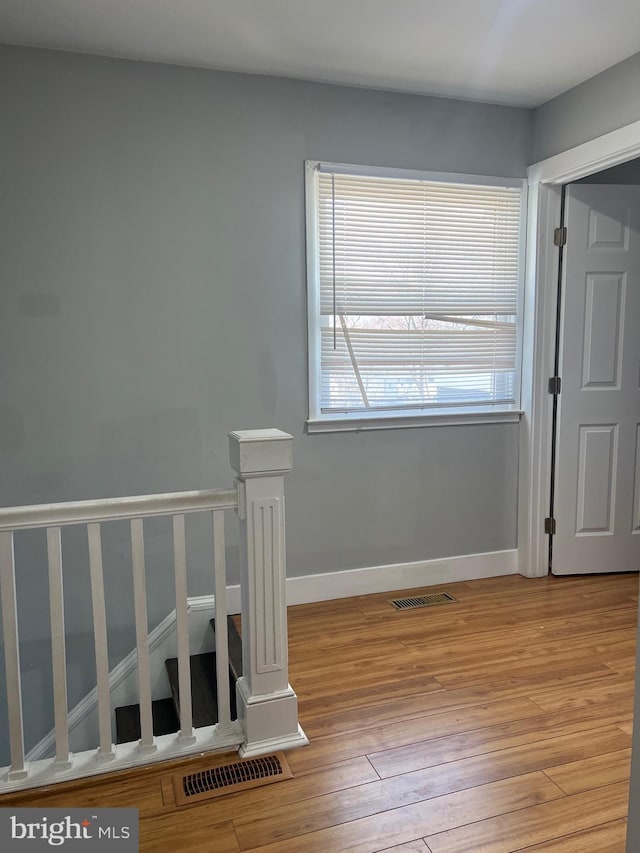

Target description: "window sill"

left=306, top=409, right=523, bottom=433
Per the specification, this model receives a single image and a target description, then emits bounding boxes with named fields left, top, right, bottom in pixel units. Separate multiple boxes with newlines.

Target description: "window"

left=305, top=161, right=527, bottom=431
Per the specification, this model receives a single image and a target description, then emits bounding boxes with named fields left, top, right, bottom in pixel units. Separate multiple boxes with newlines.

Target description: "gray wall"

left=533, top=50, right=640, bottom=162
left=0, top=44, right=530, bottom=758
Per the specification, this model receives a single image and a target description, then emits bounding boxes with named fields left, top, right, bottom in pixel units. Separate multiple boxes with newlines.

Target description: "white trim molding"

left=307, top=409, right=522, bottom=433
left=528, top=118, right=640, bottom=185
left=280, top=549, right=518, bottom=605
left=517, top=182, right=563, bottom=578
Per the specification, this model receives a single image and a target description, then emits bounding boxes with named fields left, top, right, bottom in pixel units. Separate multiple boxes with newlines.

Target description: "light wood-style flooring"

left=2, top=572, right=638, bottom=852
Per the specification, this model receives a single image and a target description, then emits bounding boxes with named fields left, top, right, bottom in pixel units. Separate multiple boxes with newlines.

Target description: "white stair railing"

left=0, top=428, right=307, bottom=792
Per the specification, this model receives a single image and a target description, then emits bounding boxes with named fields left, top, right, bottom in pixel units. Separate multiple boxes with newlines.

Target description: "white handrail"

left=0, top=487, right=239, bottom=531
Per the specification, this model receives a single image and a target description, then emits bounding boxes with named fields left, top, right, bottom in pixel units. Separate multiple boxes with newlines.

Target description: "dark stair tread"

left=165, top=652, right=237, bottom=728
left=210, top=615, right=243, bottom=680
left=115, top=697, right=179, bottom=744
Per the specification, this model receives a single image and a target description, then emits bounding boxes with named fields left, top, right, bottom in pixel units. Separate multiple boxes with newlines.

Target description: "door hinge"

left=548, top=376, right=561, bottom=395
left=553, top=226, right=567, bottom=247
left=545, top=517, right=556, bottom=535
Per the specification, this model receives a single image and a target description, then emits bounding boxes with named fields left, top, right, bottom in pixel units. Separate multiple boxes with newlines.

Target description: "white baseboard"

left=226, top=548, right=518, bottom=607
left=288, top=548, right=518, bottom=603
left=26, top=548, right=516, bottom=761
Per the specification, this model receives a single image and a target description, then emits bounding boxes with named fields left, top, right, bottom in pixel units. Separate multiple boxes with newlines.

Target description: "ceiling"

left=1, top=0, right=640, bottom=108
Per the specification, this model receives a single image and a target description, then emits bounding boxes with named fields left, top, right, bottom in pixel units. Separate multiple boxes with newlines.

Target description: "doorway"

left=518, top=121, right=640, bottom=580
left=550, top=164, right=640, bottom=574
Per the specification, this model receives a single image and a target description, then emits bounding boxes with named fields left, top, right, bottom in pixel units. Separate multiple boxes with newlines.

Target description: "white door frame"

left=518, top=119, right=640, bottom=577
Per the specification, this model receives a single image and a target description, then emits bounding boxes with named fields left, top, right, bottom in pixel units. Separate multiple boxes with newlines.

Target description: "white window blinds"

left=310, top=164, right=524, bottom=416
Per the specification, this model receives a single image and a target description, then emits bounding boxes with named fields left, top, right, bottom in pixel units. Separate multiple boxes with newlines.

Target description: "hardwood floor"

left=2, top=572, right=637, bottom=852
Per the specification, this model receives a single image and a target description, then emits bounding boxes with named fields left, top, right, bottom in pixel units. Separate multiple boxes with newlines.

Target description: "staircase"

left=115, top=617, right=243, bottom=744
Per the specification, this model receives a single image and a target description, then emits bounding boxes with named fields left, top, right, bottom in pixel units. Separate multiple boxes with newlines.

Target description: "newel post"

left=228, top=429, right=308, bottom=757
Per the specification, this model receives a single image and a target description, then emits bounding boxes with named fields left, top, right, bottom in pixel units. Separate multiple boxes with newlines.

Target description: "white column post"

left=228, top=429, right=308, bottom=757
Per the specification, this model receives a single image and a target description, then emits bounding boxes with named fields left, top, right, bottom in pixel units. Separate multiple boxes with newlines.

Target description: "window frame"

left=305, top=160, right=528, bottom=432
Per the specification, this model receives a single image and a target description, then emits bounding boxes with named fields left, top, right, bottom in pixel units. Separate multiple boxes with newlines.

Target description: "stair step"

left=116, top=616, right=242, bottom=744
left=114, top=697, right=179, bottom=745
left=210, top=615, right=243, bottom=681
left=165, top=652, right=237, bottom=728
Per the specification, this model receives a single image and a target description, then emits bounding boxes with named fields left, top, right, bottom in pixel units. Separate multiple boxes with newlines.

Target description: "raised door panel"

left=581, top=273, right=625, bottom=389
left=575, top=425, right=617, bottom=535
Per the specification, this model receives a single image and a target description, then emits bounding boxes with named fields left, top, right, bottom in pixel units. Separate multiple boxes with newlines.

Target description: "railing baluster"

left=173, top=514, right=195, bottom=744
left=130, top=519, right=156, bottom=754
left=87, top=523, right=115, bottom=761
left=212, top=510, right=231, bottom=730
left=46, top=527, right=71, bottom=768
left=0, top=531, right=27, bottom=780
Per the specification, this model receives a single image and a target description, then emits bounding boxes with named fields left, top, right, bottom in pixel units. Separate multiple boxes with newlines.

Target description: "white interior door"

left=553, top=184, right=640, bottom=575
